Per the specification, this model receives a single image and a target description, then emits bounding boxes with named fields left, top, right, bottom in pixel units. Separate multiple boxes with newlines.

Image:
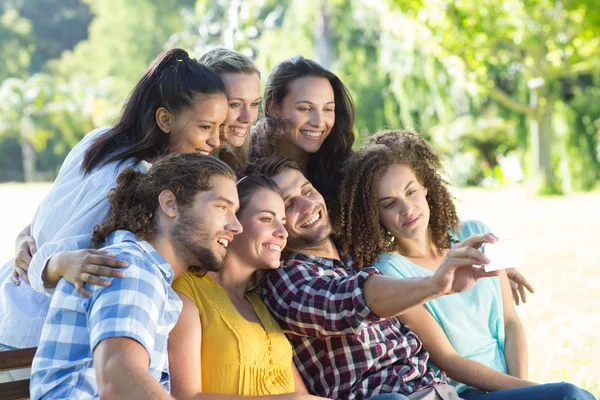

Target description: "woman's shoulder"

left=372, top=252, right=424, bottom=278
left=172, top=272, right=212, bottom=301
left=453, top=219, right=493, bottom=241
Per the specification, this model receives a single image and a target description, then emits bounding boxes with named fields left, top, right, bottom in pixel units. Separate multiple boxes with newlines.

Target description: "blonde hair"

left=198, top=47, right=261, bottom=171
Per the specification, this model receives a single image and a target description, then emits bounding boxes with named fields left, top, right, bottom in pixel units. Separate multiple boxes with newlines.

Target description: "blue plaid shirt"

left=30, top=230, right=183, bottom=399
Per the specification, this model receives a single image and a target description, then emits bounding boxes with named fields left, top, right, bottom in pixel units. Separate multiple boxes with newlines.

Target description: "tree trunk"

left=21, top=138, right=36, bottom=183
left=314, top=0, right=335, bottom=69
left=529, top=88, right=555, bottom=190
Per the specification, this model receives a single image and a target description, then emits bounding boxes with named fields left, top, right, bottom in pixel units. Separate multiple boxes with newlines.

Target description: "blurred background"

left=0, top=0, right=598, bottom=395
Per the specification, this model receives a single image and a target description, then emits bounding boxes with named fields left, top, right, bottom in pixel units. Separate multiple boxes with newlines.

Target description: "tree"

left=390, top=0, right=600, bottom=192
left=0, top=8, right=34, bottom=81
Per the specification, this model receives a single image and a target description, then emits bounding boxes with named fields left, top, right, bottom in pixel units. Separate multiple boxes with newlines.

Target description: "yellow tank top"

left=172, top=272, right=295, bottom=395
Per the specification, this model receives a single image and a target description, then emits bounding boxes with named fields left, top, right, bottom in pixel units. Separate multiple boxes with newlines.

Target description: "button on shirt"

left=30, top=230, right=182, bottom=400
left=260, top=251, right=447, bottom=400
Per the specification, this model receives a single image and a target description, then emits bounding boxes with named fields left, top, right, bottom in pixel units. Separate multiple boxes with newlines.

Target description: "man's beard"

left=171, top=210, right=224, bottom=275
left=286, top=222, right=332, bottom=251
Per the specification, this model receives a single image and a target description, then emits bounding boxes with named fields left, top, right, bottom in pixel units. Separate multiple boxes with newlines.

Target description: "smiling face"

left=171, top=175, right=243, bottom=271
left=220, top=73, right=261, bottom=148
left=378, top=164, right=430, bottom=243
left=227, top=189, right=288, bottom=270
left=273, top=76, right=335, bottom=156
left=167, top=93, right=229, bottom=155
left=270, top=168, right=332, bottom=250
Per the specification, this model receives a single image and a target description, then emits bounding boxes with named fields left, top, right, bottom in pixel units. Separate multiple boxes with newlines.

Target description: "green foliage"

left=5, top=0, right=93, bottom=73
left=0, top=9, right=34, bottom=81
left=51, top=0, right=195, bottom=87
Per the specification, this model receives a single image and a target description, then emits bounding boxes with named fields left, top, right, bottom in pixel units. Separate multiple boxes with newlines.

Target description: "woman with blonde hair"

left=199, top=47, right=262, bottom=171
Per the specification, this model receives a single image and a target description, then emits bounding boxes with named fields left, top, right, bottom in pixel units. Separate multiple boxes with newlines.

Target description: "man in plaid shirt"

left=244, top=157, right=501, bottom=400
left=30, top=154, right=243, bottom=399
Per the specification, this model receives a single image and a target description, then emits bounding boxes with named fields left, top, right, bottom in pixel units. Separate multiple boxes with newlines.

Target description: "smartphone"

left=482, top=237, right=524, bottom=272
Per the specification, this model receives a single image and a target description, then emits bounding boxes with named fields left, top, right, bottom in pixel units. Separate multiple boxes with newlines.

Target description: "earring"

left=385, top=230, right=395, bottom=247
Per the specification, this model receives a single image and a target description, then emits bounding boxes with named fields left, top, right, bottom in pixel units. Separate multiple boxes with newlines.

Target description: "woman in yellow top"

left=168, top=174, right=327, bottom=400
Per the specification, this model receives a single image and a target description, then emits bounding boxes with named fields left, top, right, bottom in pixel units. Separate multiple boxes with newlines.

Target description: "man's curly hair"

left=92, top=153, right=235, bottom=275
left=336, top=130, right=459, bottom=269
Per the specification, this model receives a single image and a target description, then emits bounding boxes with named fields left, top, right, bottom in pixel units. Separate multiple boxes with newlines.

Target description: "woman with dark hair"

left=198, top=47, right=262, bottom=171
left=0, top=48, right=228, bottom=374
left=336, top=130, right=594, bottom=400
left=249, top=55, right=355, bottom=206
left=168, top=175, right=327, bottom=399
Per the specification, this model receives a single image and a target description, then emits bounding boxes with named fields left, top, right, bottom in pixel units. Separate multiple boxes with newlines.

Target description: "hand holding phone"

left=482, top=237, right=524, bottom=272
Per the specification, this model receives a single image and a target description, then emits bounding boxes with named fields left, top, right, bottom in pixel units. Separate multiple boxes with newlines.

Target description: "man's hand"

left=12, top=225, right=36, bottom=285
left=506, top=268, right=535, bottom=305
left=431, top=233, right=501, bottom=295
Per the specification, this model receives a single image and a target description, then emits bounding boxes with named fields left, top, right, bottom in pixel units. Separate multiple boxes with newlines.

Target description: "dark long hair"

left=82, top=48, right=226, bottom=173
left=250, top=56, right=355, bottom=206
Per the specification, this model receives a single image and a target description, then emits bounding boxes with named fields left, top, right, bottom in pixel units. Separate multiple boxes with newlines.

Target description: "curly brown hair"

left=92, top=153, right=236, bottom=253
left=336, top=130, right=459, bottom=269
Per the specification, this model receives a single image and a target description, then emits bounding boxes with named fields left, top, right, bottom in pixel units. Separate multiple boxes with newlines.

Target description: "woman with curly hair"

left=249, top=55, right=355, bottom=206
left=336, top=130, right=594, bottom=400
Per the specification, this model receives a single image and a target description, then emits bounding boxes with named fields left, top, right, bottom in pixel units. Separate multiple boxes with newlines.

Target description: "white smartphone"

left=482, top=237, right=524, bottom=272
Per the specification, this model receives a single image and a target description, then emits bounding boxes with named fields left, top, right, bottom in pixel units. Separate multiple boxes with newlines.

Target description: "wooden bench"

left=0, top=347, right=36, bottom=400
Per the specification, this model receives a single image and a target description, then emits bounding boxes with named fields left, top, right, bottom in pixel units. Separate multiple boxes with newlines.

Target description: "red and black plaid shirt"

left=261, top=250, right=447, bottom=400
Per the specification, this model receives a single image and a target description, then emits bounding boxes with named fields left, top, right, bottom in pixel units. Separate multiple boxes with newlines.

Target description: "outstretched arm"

left=398, top=304, right=537, bottom=391
left=365, top=233, right=501, bottom=319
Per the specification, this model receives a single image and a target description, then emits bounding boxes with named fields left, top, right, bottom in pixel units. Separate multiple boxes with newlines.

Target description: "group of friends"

left=0, top=47, right=594, bottom=400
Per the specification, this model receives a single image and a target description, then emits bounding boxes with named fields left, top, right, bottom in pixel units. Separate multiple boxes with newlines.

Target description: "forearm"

left=504, top=319, right=529, bottom=379
left=439, top=353, right=536, bottom=391
left=363, top=275, right=440, bottom=318
left=99, top=362, right=173, bottom=400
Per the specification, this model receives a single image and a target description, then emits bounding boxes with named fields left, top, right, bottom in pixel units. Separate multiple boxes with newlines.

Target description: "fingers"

left=26, top=238, right=37, bottom=256
left=455, top=233, right=498, bottom=250
left=82, top=254, right=129, bottom=275
left=518, top=284, right=527, bottom=303
left=473, top=268, right=501, bottom=280
left=15, top=248, right=32, bottom=271
left=11, top=270, right=20, bottom=286
left=12, top=266, right=30, bottom=285
left=446, top=247, right=491, bottom=266
left=512, top=286, right=521, bottom=306
left=74, top=282, right=92, bottom=298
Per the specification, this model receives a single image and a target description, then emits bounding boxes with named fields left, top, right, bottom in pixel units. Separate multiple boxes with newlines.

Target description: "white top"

left=0, top=127, right=143, bottom=348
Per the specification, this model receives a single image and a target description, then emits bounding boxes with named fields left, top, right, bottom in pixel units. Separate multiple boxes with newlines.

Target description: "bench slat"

left=0, top=347, right=36, bottom=372
left=0, top=379, right=30, bottom=400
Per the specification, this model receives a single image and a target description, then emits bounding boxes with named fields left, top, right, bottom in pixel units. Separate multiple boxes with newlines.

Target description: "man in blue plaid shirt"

left=30, top=154, right=243, bottom=399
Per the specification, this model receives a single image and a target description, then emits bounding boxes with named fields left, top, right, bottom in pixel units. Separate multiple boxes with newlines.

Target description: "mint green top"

left=373, top=220, right=507, bottom=393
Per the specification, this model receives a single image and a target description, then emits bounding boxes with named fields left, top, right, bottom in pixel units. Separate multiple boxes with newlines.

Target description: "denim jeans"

left=368, top=395, right=411, bottom=400
left=0, top=342, right=32, bottom=383
left=461, top=382, right=596, bottom=400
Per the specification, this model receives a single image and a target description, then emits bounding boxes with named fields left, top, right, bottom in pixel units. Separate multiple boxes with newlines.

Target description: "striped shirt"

left=30, top=230, right=182, bottom=399
left=261, top=250, right=447, bottom=400
left=0, top=127, right=146, bottom=348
